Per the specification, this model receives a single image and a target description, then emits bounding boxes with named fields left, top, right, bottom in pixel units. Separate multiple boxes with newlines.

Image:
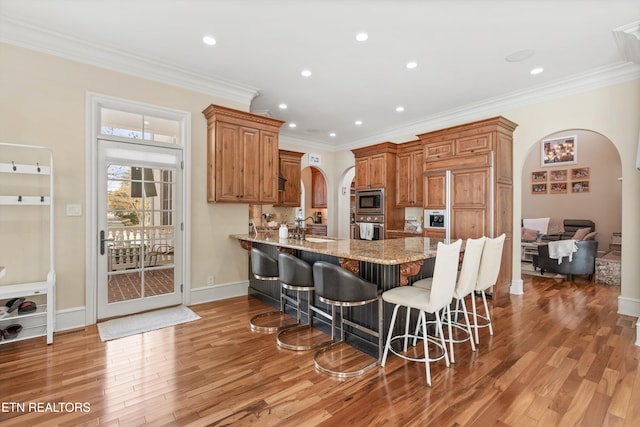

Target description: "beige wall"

left=1, top=43, right=639, bottom=320
left=507, top=81, right=639, bottom=309
left=521, top=129, right=622, bottom=250
left=335, top=79, right=640, bottom=310
left=0, top=43, right=251, bottom=310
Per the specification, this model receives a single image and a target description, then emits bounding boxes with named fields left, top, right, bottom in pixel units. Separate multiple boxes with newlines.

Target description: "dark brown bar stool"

left=249, top=247, right=298, bottom=333
left=275, top=253, right=333, bottom=350
left=312, top=261, right=382, bottom=378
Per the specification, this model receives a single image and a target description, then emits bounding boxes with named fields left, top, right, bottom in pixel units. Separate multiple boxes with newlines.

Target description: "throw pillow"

left=547, top=218, right=565, bottom=236
left=572, top=227, right=592, bottom=241
left=583, top=231, right=598, bottom=241
left=522, top=227, right=538, bottom=241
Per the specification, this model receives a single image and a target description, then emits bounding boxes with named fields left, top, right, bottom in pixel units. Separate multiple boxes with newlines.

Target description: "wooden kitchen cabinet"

left=419, top=116, right=517, bottom=288
left=276, top=150, right=303, bottom=207
left=352, top=142, right=396, bottom=190
left=396, top=140, right=423, bottom=207
left=351, top=142, right=404, bottom=231
left=306, top=224, right=327, bottom=236
left=311, top=168, right=327, bottom=208
left=203, top=104, right=284, bottom=203
left=424, top=171, right=446, bottom=209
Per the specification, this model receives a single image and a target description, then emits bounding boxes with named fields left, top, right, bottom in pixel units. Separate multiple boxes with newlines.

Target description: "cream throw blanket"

left=523, top=217, right=550, bottom=235
left=548, top=239, right=577, bottom=264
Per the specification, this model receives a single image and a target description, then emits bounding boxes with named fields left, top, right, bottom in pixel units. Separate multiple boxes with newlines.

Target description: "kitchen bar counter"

left=230, top=232, right=444, bottom=265
left=231, top=232, right=458, bottom=358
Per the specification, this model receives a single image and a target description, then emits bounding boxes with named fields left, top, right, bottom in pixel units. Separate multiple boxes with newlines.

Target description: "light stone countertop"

left=230, top=232, right=458, bottom=265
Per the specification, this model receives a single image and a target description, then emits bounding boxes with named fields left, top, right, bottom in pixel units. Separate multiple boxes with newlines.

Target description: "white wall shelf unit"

left=0, top=142, right=56, bottom=345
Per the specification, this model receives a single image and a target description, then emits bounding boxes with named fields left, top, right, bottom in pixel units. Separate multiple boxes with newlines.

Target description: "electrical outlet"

left=207, top=276, right=214, bottom=286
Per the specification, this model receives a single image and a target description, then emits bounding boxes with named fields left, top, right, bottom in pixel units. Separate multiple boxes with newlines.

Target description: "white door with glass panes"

left=97, top=139, right=182, bottom=319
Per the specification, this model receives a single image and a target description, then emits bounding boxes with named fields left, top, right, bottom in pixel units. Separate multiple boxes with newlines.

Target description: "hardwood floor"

left=0, top=275, right=638, bottom=426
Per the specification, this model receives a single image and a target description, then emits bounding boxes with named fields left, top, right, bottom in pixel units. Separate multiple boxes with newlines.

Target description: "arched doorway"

left=519, top=129, right=622, bottom=285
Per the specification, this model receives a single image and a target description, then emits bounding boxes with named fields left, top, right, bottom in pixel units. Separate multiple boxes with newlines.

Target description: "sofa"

left=532, top=240, right=599, bottom=280
left=522, top=218, right=596, bottom=242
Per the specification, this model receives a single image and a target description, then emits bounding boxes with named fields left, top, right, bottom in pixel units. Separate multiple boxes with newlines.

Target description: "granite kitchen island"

left=231, top=232, right=457, bottom=356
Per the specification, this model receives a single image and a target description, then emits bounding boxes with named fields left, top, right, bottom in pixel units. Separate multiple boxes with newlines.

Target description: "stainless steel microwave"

left=355, top=188, right=384, bottom=215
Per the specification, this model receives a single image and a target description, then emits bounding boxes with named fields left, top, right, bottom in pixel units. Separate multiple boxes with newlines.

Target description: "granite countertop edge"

left=230, top=233, right=445, bottom=265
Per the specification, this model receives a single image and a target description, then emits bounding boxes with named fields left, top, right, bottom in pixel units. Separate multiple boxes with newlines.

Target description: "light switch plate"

left=66, top=204, right=82, bottom=217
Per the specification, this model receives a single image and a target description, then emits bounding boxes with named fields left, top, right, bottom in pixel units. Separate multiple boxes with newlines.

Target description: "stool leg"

left=481, top=291, right=493, bottom=336
left=381, top=304, right=400, bottom=367
left=296, top=290, right=302, bottom=322
left=446, top=305, right=455, bottom=363
left=435, top=310, right=450, bottom=368
left=460, top=297, right=476, bottom=352
left=420, top=310, right=431, bottom=386
left=404, top=307, right=411, bottom=351
left=472, top=292, right=479, bottom=344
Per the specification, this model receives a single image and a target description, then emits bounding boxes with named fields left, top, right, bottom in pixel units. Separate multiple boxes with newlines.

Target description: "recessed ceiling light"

left=329, top=132, right=336, bottom=137
left=288, top=123, right=297, bottom=128
left=395, top=106, right=405, bottom=112
left=406, top=61, right=418, bottom=69
left=505, top=49, right=535, bottom=62
left=530, top=67, right=544, bottom=75
left=301, top=69, right=312, bottom=77
left=355, top=120, right=363, bottom=126
left=279, top=103, right=288, bottom=109
left=355, top=32, right=368, bottom=42
left=202, top=35, right=216, bottom=46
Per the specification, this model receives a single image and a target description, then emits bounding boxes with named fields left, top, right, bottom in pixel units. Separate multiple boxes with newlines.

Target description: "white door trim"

left=85, top=92, right=191, bottom=325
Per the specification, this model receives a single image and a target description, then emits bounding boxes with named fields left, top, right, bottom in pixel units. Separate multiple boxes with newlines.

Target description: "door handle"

left=100, top=230, right=115, bottom=255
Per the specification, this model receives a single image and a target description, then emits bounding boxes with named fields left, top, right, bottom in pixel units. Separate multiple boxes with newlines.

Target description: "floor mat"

left=97, top=305, right=200, bottom=341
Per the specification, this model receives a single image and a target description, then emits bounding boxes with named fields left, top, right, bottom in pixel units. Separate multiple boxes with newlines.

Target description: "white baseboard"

left=53, top=281, right=249, bottom=332
left=618, top=296, right=640, bottom=348
left=190, top=280, right=249, bottom=305
left=55, top=306, right=87, bottom=332
left=510, top=279, right=524, bottom=295
left=618, top=296, right=640, bottom=318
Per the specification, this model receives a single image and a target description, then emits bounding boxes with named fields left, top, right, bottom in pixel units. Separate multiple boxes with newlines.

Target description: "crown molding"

left=0, top=16, right=259, bottom=105
left=2, top=16, right=638, bottom=153
left=337, top=62, right=640, bottom=152
left=613, top=21, right=640, bottom=63
left=279, top=134, right=338, bottom=152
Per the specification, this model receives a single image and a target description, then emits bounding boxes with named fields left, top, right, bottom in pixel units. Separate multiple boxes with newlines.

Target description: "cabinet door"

left=396, top=152, right=412, bottom=207
left=424, top=140, right=454, bottom=161
left=239, top=127, right=261, bottom=203
left=355, top=157, right=370, bottom=189
left=279, top=156, right=301, bottom=206
left=455, top=133, right=492, bottom=155
left=368, top=154, right=387, bottom=188
left=450, top=168, right=489, bottom=239
left=412, top=151, right=424, bottom=205
left=259, top=130, right=278, bottom=204
left=312, top=168, right=327, bottom=208
left=424, top=172, right=446, bottom=209
left=215, top=122, right=242, bottom=202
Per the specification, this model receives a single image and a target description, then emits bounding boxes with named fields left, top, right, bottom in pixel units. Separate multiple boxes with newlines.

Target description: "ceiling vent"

left=612, top=21, right=640, bottom=63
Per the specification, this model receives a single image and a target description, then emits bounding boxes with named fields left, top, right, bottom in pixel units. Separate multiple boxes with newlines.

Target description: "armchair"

left=532, top=240, right=598, bottom=280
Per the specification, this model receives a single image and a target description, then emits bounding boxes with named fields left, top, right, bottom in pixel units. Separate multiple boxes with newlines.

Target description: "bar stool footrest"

left=249, top=311, right=299, bottom=333
left=313, top=341, right=378, bottom=378
left=388, top=334, right=447, bottom=363
left=276, top=325, right=333, bottom=351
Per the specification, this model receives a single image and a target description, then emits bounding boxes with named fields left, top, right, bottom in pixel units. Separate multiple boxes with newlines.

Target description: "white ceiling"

left=1, top=0, right=639, bottom=150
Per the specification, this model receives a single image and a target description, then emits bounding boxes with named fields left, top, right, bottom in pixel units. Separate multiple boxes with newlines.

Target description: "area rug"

left=98, top=305, right=200, bottom=342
